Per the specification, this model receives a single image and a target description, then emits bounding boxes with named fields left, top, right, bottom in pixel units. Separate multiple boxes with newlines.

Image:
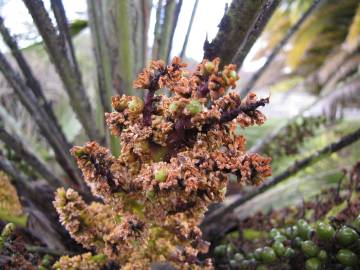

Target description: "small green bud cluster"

left=218, top=216, right=360, bottom=269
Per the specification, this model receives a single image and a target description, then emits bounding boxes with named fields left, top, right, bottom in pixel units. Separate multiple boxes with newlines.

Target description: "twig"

left=180, top=0, right=199, bottom=58
left=167, top=0, right=183, bottom=62
left=231, top=0, right=280, bottom=70
left=202, top=126, right=360, bottom=226
left=240, top=0, right=323, bottom=96
left=23, top=0, right=101, bottom=142
left=203, top=0, right=275, bottom=66
left=0, top=15, right=71, bottom=156
left=0, top=123, right=64, bottom=188
left=0, top=50, right=83, bottom=188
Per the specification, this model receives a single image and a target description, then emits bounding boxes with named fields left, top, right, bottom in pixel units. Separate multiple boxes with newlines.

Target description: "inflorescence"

left=53, top=57, right=271, bottom=269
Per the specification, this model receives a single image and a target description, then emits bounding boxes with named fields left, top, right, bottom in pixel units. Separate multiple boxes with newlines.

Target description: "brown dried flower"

left=54, top=57, right=271, bottom=269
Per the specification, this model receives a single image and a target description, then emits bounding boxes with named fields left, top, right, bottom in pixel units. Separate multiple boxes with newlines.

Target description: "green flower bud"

left=91, top=254, right=107, bottom=263
left=74, top=148, right=86, bottom=157
left=154, top=168, right=168, bottom=182
left=146, top=190, right=156, bottom=201
left=169, top=102, right=179, bottom=113
left=305, top=258, right=322, bottom=270
left=186, top=99, right=202, bottom=115
left=272, top=241, right=285, bottom=256
left=284, top=247, right=295, bottom=258
left=337, top=226, right=359, bottom=246
left=204, top=62, right=215, bottom=74
left=301, top=241, right=319, bottom=257
left=318, top=250, right=327, bottom=261
left=229, top=70, right=238, bottom=80
left=316, top=222, right=335, bottom=242
left=1, top=223, right=15, bottom=238
left=260, top=247, right=277, bottom=264
left=336, top=249, right=358, bottom=266
left=128, top=96, right=144, bottom=114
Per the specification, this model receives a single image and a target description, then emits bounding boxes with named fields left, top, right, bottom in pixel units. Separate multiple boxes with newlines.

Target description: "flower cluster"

left=54, top=57, right=271, bottom=269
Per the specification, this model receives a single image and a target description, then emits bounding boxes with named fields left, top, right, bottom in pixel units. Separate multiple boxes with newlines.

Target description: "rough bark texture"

left=203, top=0, right=269, bottom=66
left=240, top=0, right=322, bottom=96
left=23, top=0, right=101, bottom=142
left=202, top=126, right=360, bottom=227
left=231, top=0, right=280, bottom=70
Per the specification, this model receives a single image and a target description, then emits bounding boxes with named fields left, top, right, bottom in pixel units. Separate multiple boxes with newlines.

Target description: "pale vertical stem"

left=23, top=0, right=102, bottom=142
left=0, top=16, right=71, bottom=155
left=116, top=0, right=135, bottom=95
left=180, top=0, right=198, bottom=58
left=152, top=0, right=164, bottom=60
left=0, top=50, right=84, bottom=189
left=166, top=0, right=182, bottom=62
left=157, top=0, right=176, bottom=61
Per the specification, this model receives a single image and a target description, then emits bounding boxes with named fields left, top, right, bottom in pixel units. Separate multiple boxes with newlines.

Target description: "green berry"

left=227, top=243, right=236, bottom=255
left=272, top=241, right=285, bottom=256
left=214, top=245, right=227, bottom=257
left=291, top=225, right=299, bottom=238
left=316, top=222, right=335, bottom=242
left=229, top=260, right=238, bottom=267
left=269, top=228, right=281, bottom=238
left=260, top=247, right=277, bottom=264
left=336, top=249, right=358, bottom=266
left=297, top=220, right=312, bottom=240
left=254, top=248, right=263, bottom=260
left=154, top=168, right=168, bottom=182
left=273, top=234, right=287, bottom=243
left=234, top=253, right=244, bottom=262
left=353, top=215, right=360, bottom=231
left=186, top=99, right=202, bottom=115
left=301, top=240, right=319, bottom=257
left=305, top=258, right=322, bottom=270
left=284, top=247, right=295, bottom=258
left=337, top=226, right=359, bottom=246
left=318, top=250, right=327, bottom=261
left=294, top=236, right=303, bottom=248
